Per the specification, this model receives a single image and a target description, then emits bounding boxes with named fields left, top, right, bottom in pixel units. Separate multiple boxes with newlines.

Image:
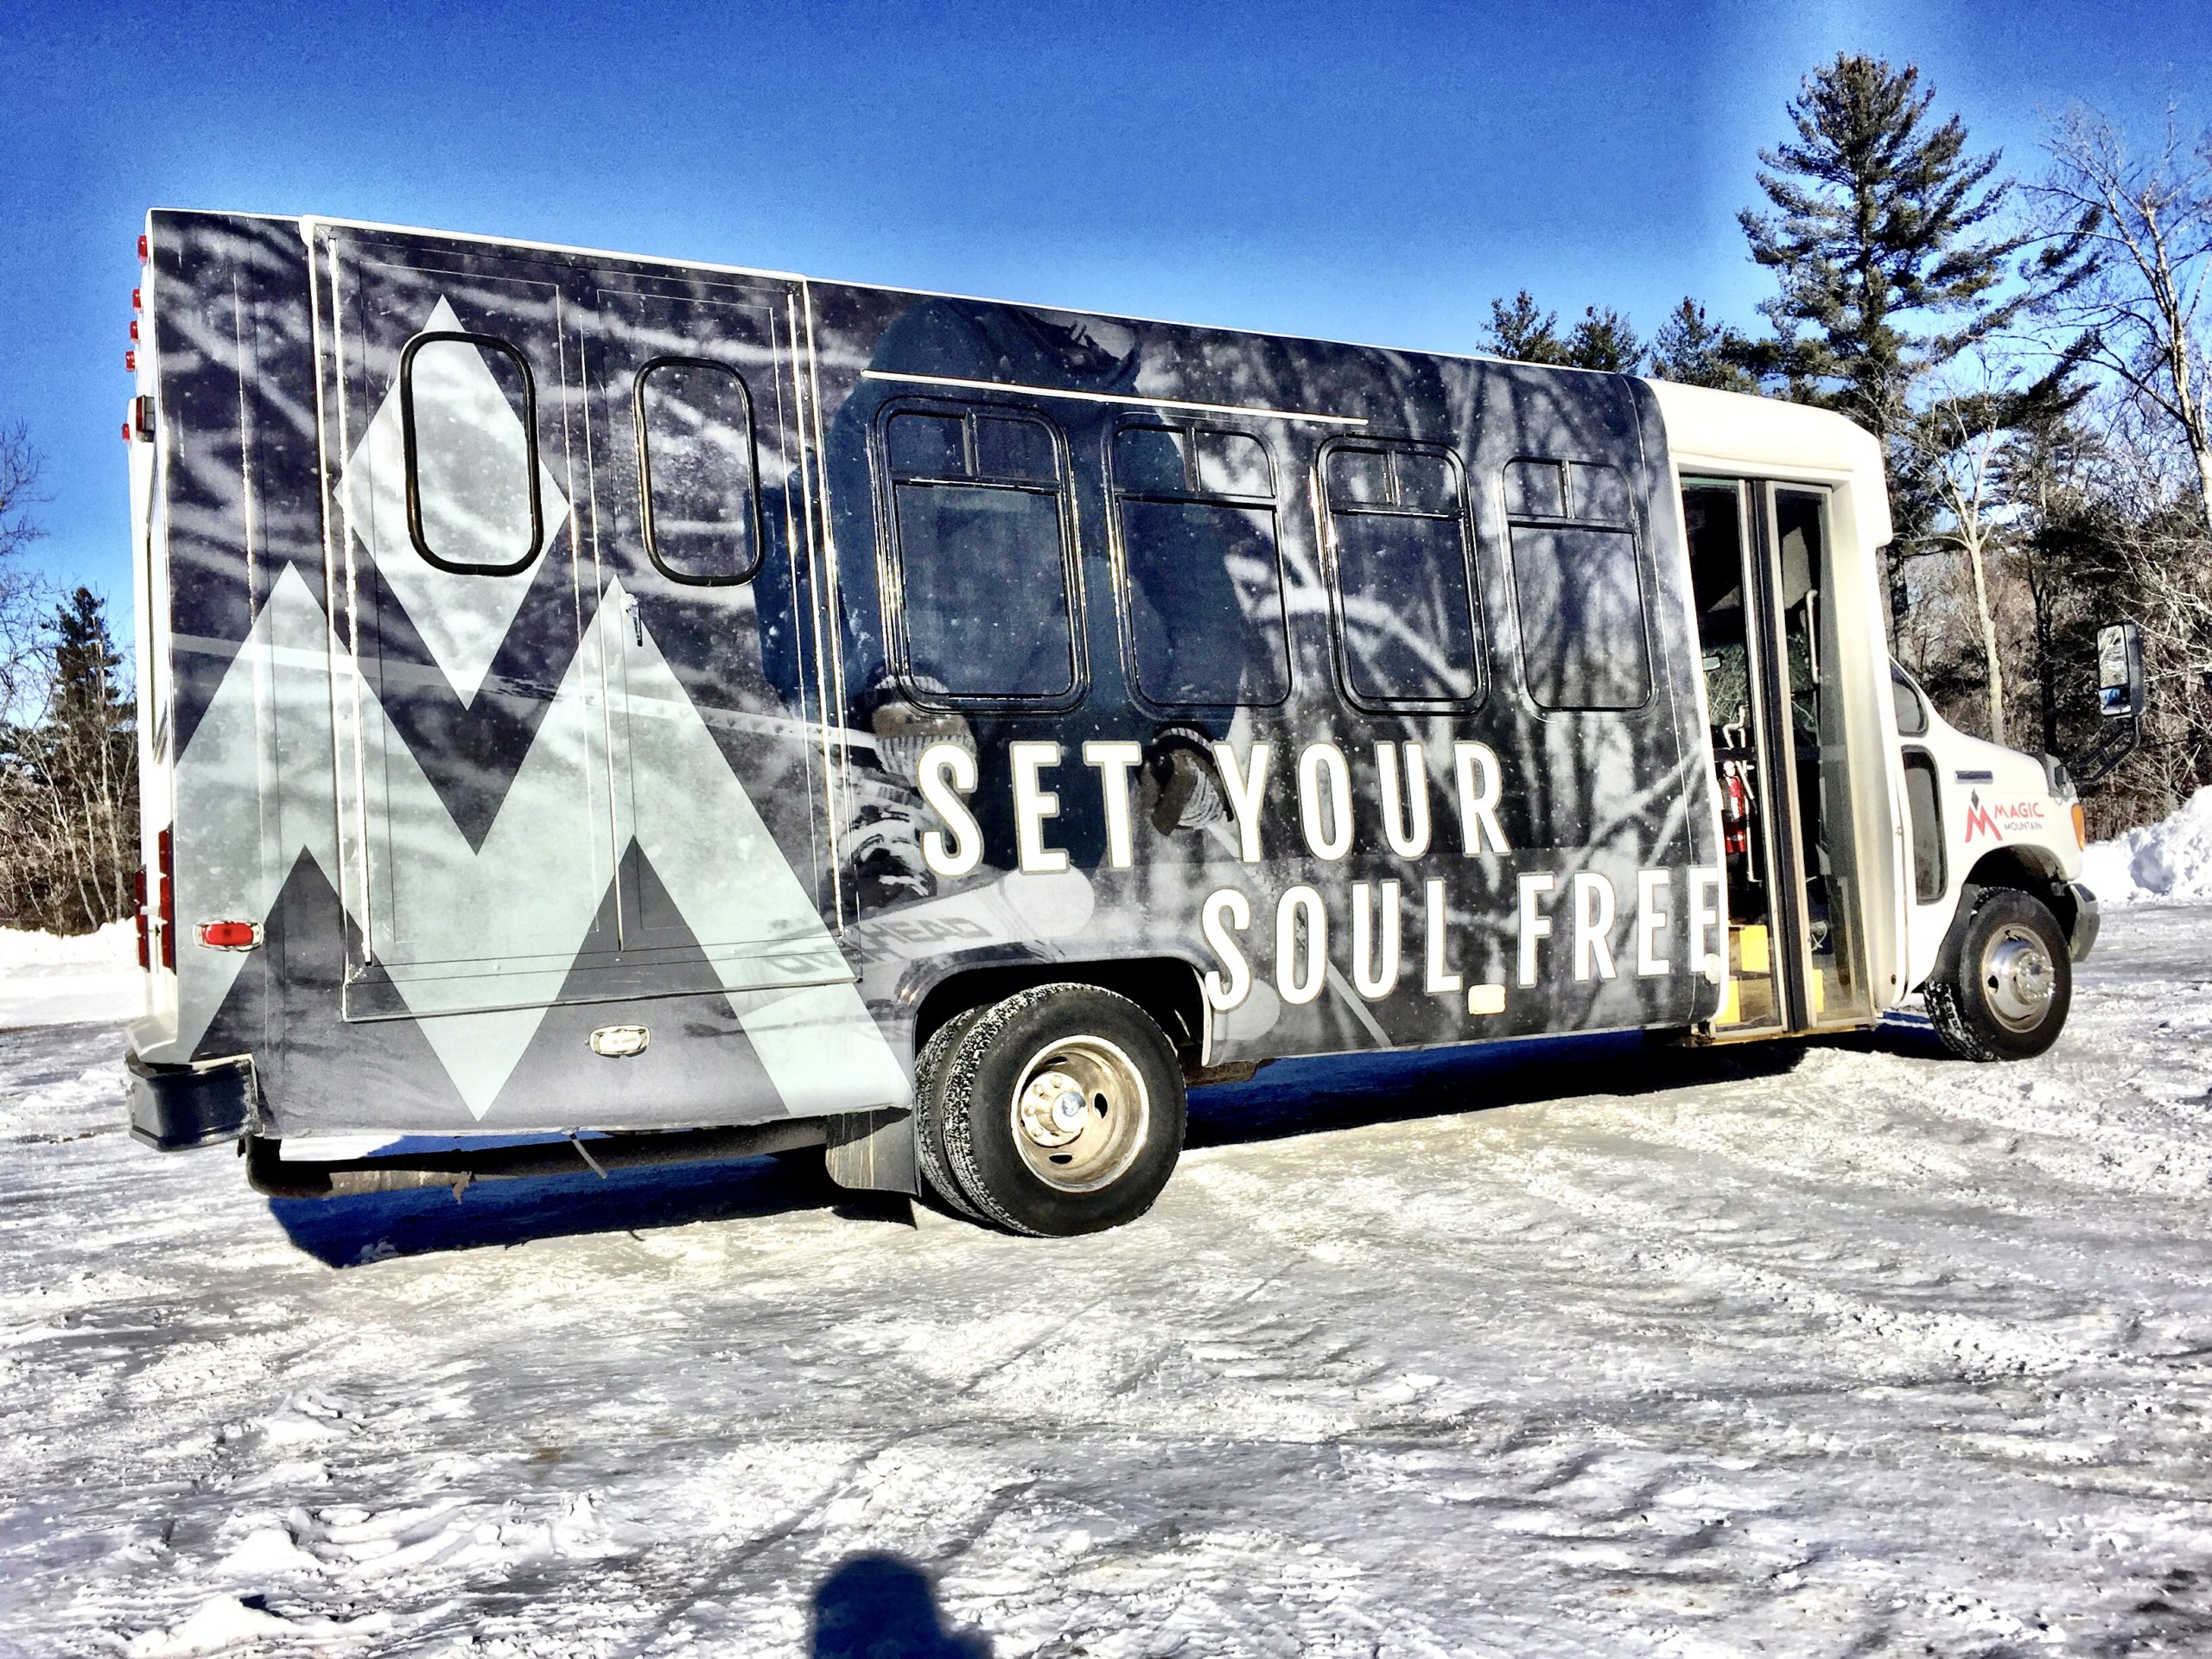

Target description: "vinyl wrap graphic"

left=135, top=213, right=1724, bottom=1142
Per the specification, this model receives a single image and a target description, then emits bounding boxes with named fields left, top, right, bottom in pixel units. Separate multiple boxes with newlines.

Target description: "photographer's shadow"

left=810, top=1553, right=990, bottom=1658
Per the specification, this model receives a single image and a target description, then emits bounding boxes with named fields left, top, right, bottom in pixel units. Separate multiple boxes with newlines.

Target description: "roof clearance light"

left=131, top=287, right=142, bottom=311
left=124, top=351, right=136, bottom=373
left=138, top=233, right=149, bottom=262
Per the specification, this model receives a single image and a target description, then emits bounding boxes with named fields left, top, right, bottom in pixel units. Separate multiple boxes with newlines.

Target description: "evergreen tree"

left=1, top=588, right=137, bottom=931
left=1739, top=54, right=2039, bottom=437
left=1564, top=307, right=1643, bottom=372
left=1484, top=293, right=1644, bottom=372
left=1649, top=298, right=1758, bottom=391
left=1482, top=290, right=1571, bottom=365
left=1740, top=54, right=2068, bottom=633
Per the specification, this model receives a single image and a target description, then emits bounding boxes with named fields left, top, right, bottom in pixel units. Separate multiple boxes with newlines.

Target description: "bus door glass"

left=1681, top=478, right=1872, bottom=1032
left=583, top=279, right=852, bottom=1000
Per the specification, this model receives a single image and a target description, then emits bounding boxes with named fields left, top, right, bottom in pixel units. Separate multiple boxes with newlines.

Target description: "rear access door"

left=315, top=225, right=862, bottom=1113
left=583, top=273, right=852, bottom=995
left=1681, top=477, right=1876, bottom=1033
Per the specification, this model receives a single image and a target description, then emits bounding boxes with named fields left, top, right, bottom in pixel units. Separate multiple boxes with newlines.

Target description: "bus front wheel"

left=1925, top=887, right=2073, bottom=1062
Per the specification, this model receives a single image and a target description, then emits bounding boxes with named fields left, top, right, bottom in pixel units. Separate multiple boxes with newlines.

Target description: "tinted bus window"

left=884, top=406, right=1076, bottom=702
left=1506, top=458, right=1650, bottom=710
left=637, top=358, right=760, bottom=585
left=1110, top=424, right=1289, bottom=708
left=401, top=331, right=543, bottom=574
left=1322, top=442, right=1481, bottom=706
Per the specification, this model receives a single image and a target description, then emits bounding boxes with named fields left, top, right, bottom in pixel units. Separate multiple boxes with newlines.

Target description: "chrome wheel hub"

left=1983, top=925, right=2056, bottom=1031
left=1009, top=1036, right=1150, bottom=1193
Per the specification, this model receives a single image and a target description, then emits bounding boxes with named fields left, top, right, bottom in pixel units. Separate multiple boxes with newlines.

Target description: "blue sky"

left=3, top=0, right=2206, bottom=635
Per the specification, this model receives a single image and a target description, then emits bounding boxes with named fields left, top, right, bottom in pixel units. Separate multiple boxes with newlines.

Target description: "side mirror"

left=2073, top=619, right=2147, bottom=787
left=2097, top=621, right=2146, bottom=721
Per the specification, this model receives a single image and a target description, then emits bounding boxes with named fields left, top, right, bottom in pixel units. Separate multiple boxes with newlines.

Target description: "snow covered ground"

left=2082, top=787, right=2212, bottom=906
left=0, top=920, right=140, bottom=1029
left=3, top=907, right=2211, bottom=1657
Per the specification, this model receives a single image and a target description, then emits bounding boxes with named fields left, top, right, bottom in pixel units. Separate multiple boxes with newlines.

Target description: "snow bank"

left=2082, top=787, right=2212, bottom=905
left=0, top=920, right=141, bottom=1027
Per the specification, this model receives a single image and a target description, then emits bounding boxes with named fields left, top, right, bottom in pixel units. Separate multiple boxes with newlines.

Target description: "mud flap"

left=823, top=1109, right=922, bottom=1198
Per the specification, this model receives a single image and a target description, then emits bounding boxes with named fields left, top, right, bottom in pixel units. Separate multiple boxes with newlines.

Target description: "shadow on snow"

left=268, top=1015, right=1947, bottom=1267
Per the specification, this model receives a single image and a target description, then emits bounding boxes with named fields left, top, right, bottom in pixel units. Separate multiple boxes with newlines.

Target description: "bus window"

left=1505, top=457, right=1649, bottom=710
left=1110, top=424, right=1290, bottom=708
left=1891, top=662, right=1929, bottom=736
left=882, top=405, right=1077, bottom=702
left=1321, top=441, right=1482, bottom=707
left=636, top=358, right=760, bottom=585
left=400, top=330, right=544, bottom=575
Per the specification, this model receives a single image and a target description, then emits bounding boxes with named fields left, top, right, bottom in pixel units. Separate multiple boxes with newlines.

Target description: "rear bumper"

left=2066, top=882, right=2101, bottom=963
left=126, top=1052, right=259, bottom=1150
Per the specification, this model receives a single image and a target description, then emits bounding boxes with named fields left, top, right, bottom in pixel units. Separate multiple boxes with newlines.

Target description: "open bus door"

left=1681, top=477, right=1877, bottom=1034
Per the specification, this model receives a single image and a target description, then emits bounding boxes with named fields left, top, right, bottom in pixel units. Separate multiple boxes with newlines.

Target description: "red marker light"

left=134, top=870, right=149, bottom=970
left=157, top=829, right=175, bottom=971
left=197, top=920, right=260, bottom=950
left=138, top=233, right=149, bottom=262
left=122, top=421, right=132, bottom=442
left=124, top=351, right=136, bottom=372
left=131, top=287, right=142, bottom=311
left=130, top=320, right=139, bottom=341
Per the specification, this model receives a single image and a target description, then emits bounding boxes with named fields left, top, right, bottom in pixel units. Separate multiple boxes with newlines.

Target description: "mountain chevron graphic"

left=163, top=563, right=908, bottom=1122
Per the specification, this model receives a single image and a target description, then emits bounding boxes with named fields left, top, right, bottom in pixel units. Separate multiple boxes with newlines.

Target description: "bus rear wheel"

left=1926, top=887, right=2072, bottom=1062
left=938, top=984, right=1185, bottom=1236
left=912, top=1007, right=990, bottom=1220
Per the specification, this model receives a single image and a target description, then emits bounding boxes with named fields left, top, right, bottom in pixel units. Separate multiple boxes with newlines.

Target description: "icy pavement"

left=3, top=913, right=2210, bottom=1657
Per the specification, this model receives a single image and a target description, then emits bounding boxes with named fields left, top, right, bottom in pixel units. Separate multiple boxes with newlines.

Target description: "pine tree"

left=1649, top=299, right=1758, bottom=391
left=1565, top=307, right=1643, bottom=372
left=1482, top=291, right=1571, bottom=365
left=1741, top=54, right=2057, bottom=633
left=1484, top=293, right=1645, bottom=372
left=4, top=589, right=137, bottom=930
left=1740, top=54, right=2038, bottom=437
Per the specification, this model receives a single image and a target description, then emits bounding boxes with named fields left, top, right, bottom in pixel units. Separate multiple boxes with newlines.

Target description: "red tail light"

left=157, top=828, right=175, bottom=971
left=134, top=868, right=149, bottom=970
left=196, top=920, right=259, bottom=950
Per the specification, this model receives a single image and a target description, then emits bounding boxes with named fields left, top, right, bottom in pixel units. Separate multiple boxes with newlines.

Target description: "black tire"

left=912, top=1007, right=989, bottom=1220
left=1925, top=887, right=2072, bottom=1062
left=939, top=984, right=1185, bottom=1237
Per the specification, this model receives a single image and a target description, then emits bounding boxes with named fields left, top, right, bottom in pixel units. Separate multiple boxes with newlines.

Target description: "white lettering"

left=1636, top=869, right=1672, bottom=977
left=1425, top=877, right=1463, bottom=995
left=1453, top=741, right=1510, bottom=854
left=917, top=742, right=982, bottom=878
left=1299, top=744, right=1353, bottom=861
left=1689, top=866, right=1726, bottom=985
left=1572, top=873, right=1618, bottom=982
left=1082, top=740, right=1144, bottom=870
left=1212, top=741, right=1272, bottom=864
left=1516, top=872, right=1556, bottom=988
left=1008, top=741, right=1067, bottom=874
left=1276, top=885, right=1327, bottom=1005
left=1351, top=880, right=1402, bottom=1000
left=1201, top=888, right=1254, bottom=1011
left=1376, top=741, right=1432, bottom=857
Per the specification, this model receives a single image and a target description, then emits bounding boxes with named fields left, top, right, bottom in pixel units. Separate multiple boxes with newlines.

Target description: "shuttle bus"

left=122, top=211, right=2101, bottom=1236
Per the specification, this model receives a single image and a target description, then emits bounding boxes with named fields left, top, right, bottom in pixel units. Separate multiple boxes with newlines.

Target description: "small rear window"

left=636, top=358, right=760, bottom=585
